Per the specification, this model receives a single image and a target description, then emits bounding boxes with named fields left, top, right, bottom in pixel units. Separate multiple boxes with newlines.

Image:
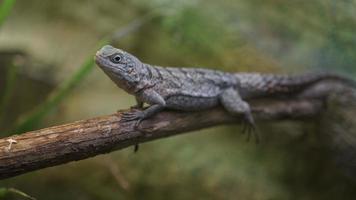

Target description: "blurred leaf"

left=0, top=188, right=5, bottom=198
left=0, top=62, right=18, bottom=125
left=161, top=6, right=226, bottom=55
left=0, top=188, right=36, bottom=200
left=0, top=0, right=16, bottom=27
left=11, top=39, right=107, bottom=134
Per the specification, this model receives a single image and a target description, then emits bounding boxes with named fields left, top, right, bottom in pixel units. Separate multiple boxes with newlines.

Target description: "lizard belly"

left=165, top=95, right=219, bottom=111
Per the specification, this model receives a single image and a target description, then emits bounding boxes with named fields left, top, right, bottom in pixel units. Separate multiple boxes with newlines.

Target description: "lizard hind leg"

left=219, top=88, right=260, bottom=143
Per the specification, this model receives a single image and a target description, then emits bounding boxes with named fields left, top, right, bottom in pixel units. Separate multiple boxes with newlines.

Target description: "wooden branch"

left=0, top=98, right=324, bottom=180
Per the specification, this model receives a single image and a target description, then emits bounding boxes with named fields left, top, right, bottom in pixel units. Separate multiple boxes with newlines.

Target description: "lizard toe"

left=121, top=111, right=145, bottom=122
left=241, top=114, right=259, bottom=143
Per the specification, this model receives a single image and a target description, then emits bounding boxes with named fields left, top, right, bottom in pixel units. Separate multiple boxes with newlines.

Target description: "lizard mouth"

left=95, top=54, right=126, bottom=75
left=94, top=54, right=107, bottom=67
left=95, top=54, right=115, bottom=70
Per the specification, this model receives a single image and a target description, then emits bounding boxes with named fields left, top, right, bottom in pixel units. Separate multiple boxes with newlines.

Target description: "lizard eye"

left=110, top=54, right=122, bottom=63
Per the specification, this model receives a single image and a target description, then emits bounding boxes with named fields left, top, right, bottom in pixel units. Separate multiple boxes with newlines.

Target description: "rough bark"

left=0, top=98, right=323, bottom=180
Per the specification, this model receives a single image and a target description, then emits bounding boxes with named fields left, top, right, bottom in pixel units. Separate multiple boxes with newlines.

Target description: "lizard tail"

left=235, top=72, right=356, bottom=98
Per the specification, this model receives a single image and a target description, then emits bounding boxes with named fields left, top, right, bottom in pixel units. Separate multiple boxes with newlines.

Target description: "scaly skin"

left=95, top=45, right=355, bottom=142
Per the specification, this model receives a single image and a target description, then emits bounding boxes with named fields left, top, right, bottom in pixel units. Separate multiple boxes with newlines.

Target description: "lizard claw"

left=121, top=110, right=146, bottom=131
left=121, top=110, right=145, bottom=131
left=121, top=110, right=145, bottom=122
left=134, top=144, right=139, bottom=153
left=121, top=111, right=145, bottom=153
left=241, top=113, right=260, bottom=144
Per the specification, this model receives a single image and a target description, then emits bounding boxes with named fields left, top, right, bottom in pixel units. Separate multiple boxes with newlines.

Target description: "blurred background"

left=0, top=0, right=356, bottom=199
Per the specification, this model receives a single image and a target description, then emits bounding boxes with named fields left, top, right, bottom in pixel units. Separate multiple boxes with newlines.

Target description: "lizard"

left=94, top=45, right=355, bottom=143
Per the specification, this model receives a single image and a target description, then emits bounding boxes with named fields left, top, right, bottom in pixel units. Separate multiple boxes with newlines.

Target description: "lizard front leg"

left=131, top=96, right=144, bottom=109
left=121, top=89, right=166, bottom=126
left=123, top=90, right=165, bottom=153
left=219, top=88, right=259, bottom=142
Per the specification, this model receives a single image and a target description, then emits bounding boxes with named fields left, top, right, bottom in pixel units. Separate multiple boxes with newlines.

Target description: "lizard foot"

left=134, top=144, right=139, bottom=153
left=241, top=113, right=260, bottom=144
left=121, top=110, right=145, bottom=153
left=121, top=110, right=145, bottom=127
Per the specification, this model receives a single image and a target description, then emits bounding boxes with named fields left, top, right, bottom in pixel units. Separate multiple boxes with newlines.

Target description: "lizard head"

left=95, top=45, right=144, bottom=93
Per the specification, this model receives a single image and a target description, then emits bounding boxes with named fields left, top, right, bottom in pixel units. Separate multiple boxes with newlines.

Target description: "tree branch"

left=0, top=98, right=324, bottom=180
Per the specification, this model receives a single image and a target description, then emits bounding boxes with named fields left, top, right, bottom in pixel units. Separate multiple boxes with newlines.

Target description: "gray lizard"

left=95, top=45, right=355, bottom=142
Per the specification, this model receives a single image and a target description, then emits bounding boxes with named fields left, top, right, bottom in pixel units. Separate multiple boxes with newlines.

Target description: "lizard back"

left=145, top=64, right=239, bottom=98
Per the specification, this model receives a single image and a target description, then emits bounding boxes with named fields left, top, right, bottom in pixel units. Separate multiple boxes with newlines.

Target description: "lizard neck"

left=130, top=63, right=157, bottom=94
left=102, top=61, right=153, bottom=95
left=104, top=70, right=137, bottom=94
left=140, top=63, right=162, bottom=84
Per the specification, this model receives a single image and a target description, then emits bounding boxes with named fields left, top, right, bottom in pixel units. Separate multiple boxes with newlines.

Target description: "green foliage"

left=161, top=7, right=226, bottom=55
left=0, top=0, right=17, bottom=135
left=0, top=0, right=16, bottom=27
left=0, top=62, right=18, bottom=124
left=0, top=188, right=36, bottom=200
